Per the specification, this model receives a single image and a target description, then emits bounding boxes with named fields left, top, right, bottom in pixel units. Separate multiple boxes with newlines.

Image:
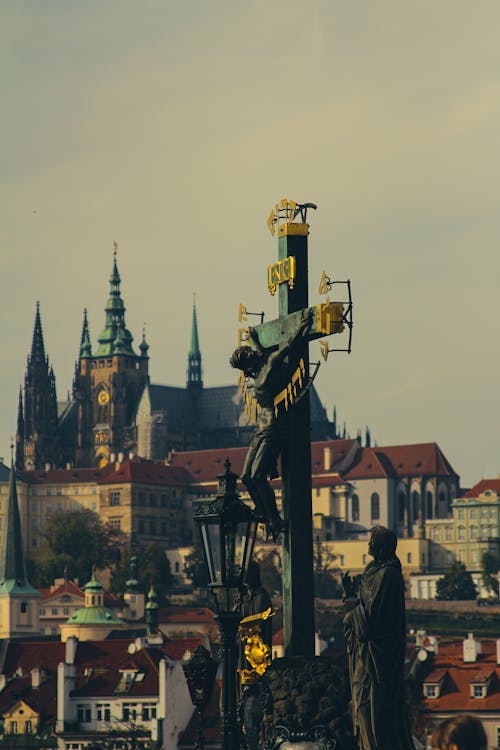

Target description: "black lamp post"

left=182, top=645, right=218, bottom=750
left=195, top=459, right=259, bottom=750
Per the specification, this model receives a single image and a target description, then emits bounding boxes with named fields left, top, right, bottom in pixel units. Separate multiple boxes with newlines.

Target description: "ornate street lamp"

left=182, top=645, right=218, bottom=750
left=195, top=458, right=259, bottom=750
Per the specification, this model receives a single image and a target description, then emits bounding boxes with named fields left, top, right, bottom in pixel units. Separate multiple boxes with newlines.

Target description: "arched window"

left=371, top=493, right=380, bottom=522
left=352, top=494, right=360, bottom=522
left=426, top=492, right=433, bottom=519
left=398, top=491, right=405, bottom=522
left=412, top=491, right=420, bottom=521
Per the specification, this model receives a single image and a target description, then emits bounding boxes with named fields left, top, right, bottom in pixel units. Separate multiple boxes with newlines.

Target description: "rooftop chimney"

left=324, top=446, right=332, bottom=471
left=31, top=667, right=43, bottom=688
left=463, top=633, right=478, bottom=663
left=65, top=636, right=78, bottom=665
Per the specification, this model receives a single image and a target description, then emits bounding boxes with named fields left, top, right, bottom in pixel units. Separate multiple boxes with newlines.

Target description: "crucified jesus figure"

left=230, top=311, right=311, bottom=541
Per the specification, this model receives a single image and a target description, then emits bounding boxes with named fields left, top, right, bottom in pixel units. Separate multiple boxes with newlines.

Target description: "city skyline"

left=2, top=2, right=500, bottom=486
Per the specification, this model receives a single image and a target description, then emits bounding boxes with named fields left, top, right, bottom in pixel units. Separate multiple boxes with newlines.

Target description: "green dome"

left=67, top=605, right=122, bottom=626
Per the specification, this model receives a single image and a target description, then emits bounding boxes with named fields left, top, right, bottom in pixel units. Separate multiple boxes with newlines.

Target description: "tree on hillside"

left=313, top=539, right=342, bottom=599
left=481, top=551, right=500, bottom=596
left=30, top=509, right=127, bottom=587
left=435, top=561, right=477, bottom=601
left=183, top=530, right=209, bottom=589
left=110, top=544, right=173, bottom=604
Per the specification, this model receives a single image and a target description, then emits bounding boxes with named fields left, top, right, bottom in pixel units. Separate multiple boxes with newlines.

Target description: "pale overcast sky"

left=1, top=1, right=499, bottom=487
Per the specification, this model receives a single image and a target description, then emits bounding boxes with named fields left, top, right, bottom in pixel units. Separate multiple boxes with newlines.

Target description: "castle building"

left=16, top=255, right=338, bottom=470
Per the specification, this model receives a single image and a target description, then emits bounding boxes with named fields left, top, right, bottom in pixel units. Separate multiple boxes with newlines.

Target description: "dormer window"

left=470, top=671, right=493, bottom=699
left=423, top=669, right=447, bottom=699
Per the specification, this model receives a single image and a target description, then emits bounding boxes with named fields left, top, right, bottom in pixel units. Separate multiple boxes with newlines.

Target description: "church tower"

left=18, top=303, right=59, bottom=470
left=0, top=463, right=40, bottom=638
left=186, top=300, right=203, bottom=393
left=74, top=254, right=149, bottom=467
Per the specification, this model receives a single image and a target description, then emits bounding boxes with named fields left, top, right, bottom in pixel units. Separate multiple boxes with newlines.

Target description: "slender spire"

left=139, top=325, right=149, bottom=359
left=0, top=460, right=36, bottom=593
left=80, top=309, right=92, bottom=358
left=30, top=301, right=46, bottom=366
left=21, top=304, right=59, bottom=469
left=15, top=388, right=24, bottom=470
left=187, top=298, right=203, bottom=390
left=96, top=249, right=135, bottom=357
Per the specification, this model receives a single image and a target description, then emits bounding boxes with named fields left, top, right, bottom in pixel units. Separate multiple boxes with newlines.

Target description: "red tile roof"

left=18, top=459, right=190, bottom=488
left=1, top=637, right=201, bottom=682
left=18, top=467, right=108, bottom=484
left=344, top=443, right=458, bottom=481
left=422, top=638, right=500, bottom=712
left=102, top=459, right=190, bottom=487
left=463, top=479, right=500, bottom=499
left=39, top=579, right=120, bottom=608
left=0, top=674, right=57, bottom=726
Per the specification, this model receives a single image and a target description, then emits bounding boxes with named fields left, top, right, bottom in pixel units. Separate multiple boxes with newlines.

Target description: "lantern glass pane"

left=207, top=522, right=222, bottom=585
left=241, top=518, right=258, bottom=581
left=199, top=522, right=215, bottom=584
left=222, top=520, right=251, bottom=584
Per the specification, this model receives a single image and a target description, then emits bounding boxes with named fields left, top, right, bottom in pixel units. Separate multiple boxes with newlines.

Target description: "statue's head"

left=368, top=525, right=397, bottom=562
left=229, top=346, right=266, bottom=376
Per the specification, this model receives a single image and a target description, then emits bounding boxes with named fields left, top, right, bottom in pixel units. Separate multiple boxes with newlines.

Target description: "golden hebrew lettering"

left=315, top=298, right=344, bottom=336
left=238, top=327, right=250, bottom=346
left=273, top=387, right=289, bottom=417
left=238, top=304, right=248, bottom=322
left=291, top=359, right=305, bottom=397
left=319, top=271, right=331, bottom=295
left=266, top=198, right=299, bottom=235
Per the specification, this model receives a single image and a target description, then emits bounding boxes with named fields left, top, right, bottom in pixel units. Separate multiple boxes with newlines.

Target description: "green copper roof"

left=145, top=583, right=159, bottom=610
left=96, top=256, right=136, bottom=357
left=67, top=605, right=122, bottom=625
left=0, top=466, right=39, bottom=597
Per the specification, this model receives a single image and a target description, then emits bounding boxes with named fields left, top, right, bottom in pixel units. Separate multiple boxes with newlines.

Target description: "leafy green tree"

left=435, top=561, right=477, bottom=601
left=30, top=509, right=127, bottom=587
left=110, top=544, right=173, bottom=604
left=481, top=551, right=500, bottom=596
left=183, top=530, right=209, bottom=589
left=313, top=539, right=342, bottom=599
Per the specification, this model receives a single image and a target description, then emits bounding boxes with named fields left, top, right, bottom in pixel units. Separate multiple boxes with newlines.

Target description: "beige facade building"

left=0, top=458, right=191, bottom=563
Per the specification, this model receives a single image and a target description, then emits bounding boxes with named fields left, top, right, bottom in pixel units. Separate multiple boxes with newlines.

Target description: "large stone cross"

left=238, top=199, right=351, bottom=657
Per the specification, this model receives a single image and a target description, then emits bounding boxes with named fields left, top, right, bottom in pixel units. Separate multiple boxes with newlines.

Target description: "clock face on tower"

left=97, top=389, right=110, bottom=406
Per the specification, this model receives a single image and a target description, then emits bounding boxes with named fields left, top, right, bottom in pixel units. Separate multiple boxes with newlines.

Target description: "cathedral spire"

left=80, top=308, right=92, bottom=359
left=187, top=298, right=203, bottom=390
left=30, top=301, right=46, bottom=366
left=15, top=388, right=24, bottom=470
left=21, top=304, right=59, bottom=470
left=96, top=249, right=135, bottom=357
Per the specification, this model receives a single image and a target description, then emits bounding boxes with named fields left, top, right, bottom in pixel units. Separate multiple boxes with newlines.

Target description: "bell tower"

left=74, top=251, right=149, bottom=466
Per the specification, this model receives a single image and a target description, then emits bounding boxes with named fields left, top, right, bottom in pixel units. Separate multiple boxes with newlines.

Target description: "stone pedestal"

left=239, top=656, right=354, bottom=750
